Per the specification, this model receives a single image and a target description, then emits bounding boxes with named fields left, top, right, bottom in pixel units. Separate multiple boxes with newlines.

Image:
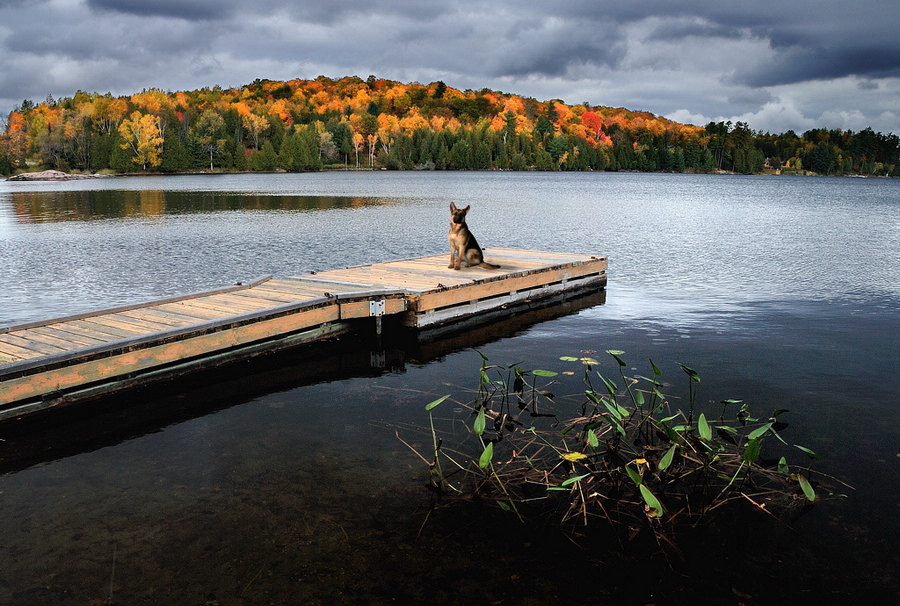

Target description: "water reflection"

left=9, top=190, right=392, bottom=223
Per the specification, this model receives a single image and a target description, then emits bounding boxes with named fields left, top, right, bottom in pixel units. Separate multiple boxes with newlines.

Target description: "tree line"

left=1, top=75, right=897, bottom=177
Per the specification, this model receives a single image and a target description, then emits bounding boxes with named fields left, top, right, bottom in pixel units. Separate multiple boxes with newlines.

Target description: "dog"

left=448, top=202, right=500, bottom=270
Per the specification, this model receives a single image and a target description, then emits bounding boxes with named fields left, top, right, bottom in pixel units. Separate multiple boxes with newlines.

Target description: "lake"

left=0, top=172, right=898, bottom=604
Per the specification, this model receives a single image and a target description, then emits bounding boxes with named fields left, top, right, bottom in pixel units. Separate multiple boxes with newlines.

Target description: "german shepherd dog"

left=448, top=202, right=500, bottom=270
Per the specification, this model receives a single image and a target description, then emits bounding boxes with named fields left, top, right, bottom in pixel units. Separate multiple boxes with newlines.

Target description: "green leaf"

left=777, top=456, right=789, bottom=476
left=603, top=399, right=624, bottom=421
left=797, top=473, right=816, bottom=502
left=474, top=407, right=486, bottom=435
left=605, top=413, right=626, bottom=436
left=561, top=473, right=590, bottom=487
left=479, top=442, right=494, bottom=469
left=650, top=358, right=661, bottom=377
left=425, top=394, right=450, bottom=411
left=635, top=390, right=645, bottom=407
left=559, top=356, right=579, bottom=362
left=678, top=363, right=700, bottom=383
left=532, top=369, right=558, bottom=377
left=626, top=464, right=642, bottom=486
left=474, top=349, right=489, bottom=362
left=497, top=501, right=511, bottom=511
left=747, top=422, right=773, bottom=441
left=743, top=437, right=762, bottom=464
left=599, top=374, right=618, bottom=397
left=636, top=375, right=663, bottom=387
left=659, top=444, right=677, bottom=471
left=698, top=413, right=712, bottom=440
left=639, top=484, right=664, bottom=517
left=587, top=429, right=599, bottom=448
left=606, top=349, right=627, bottom=367
left=794, top=445, right=821, bottom=460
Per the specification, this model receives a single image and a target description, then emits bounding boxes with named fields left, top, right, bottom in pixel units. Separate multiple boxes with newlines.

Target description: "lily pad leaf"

left=561, top=451, right=588, bottom=462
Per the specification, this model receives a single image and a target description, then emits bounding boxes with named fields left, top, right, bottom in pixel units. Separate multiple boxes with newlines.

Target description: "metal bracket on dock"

left=369, top=300, right=386, bottom=317
left=370, top=299, right=386, bottom=335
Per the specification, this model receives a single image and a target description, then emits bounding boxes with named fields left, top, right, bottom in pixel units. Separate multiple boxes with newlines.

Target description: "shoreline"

left=5, top=167, right=894, bottom=181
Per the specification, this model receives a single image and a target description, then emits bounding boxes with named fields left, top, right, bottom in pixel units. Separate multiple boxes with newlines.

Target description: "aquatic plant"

left=401, top=350, right=849, bottom=544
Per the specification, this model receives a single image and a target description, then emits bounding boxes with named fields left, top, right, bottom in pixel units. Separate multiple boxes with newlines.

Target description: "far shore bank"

left=5, top=167, right=895, bottom=181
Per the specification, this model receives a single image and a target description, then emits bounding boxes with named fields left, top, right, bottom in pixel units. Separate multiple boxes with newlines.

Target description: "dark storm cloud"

left=739, top=44, right=900, bottom=87
left=87, top=0, right=237, bottom=20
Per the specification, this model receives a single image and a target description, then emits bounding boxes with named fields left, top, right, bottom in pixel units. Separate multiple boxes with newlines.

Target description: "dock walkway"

left=0, top=248, right=606, bottom=421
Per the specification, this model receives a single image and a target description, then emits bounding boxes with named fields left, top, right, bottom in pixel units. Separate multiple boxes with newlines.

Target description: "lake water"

left=0, top=172, right=898, bottom=604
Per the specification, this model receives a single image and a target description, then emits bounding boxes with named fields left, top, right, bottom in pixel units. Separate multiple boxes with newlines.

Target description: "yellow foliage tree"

left=241, top=112, right=269, bottom=150
left=118, top=111, right=163, bottom=170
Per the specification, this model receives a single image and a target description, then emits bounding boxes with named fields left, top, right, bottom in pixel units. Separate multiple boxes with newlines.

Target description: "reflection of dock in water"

left=0, top=249, right=606, bottom=424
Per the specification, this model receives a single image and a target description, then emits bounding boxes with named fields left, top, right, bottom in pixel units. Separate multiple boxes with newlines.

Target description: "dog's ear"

left=463, top=205, right=471, bottom=213
left=450, top=202, right=457, bottom=212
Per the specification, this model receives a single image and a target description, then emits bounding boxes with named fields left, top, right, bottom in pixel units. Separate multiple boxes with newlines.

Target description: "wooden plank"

left=231, top=288, right=305, bottom=304
left=0, top=339, right=48, bottom=360
left=0, top=352, right=22, bottom=365
left=282, top=277, right=379, bottom=293
left=118, top=308, right=198, bottom=328
left=169, top=299, right=243, bottom=315
left=412, top=260, right=607, bottom=312
left=316, top=268, right=447, bottom=290
left=0, top=333, right=68, bottom=355
left=46, top=321, right=119, bottom=343
left=0, top=304, right=340, bottom=406
left=14, top=328, right=94, bottom=350
left=77, top=316, right=154, bottom=336
left=34, top=326, right=108, bottom=347
left=0, top=276, right=271, bottom=335
left=405, top=273, right=607, bottom=328
left=67, top=319, right=143, bottom=339
left=155, top=302, right=226, bottom=320
left=339, top=297, right=407, bottom=319
left=263, top=279, right=343, bottom=294
left=202, top=293, right=278, bottom=311
left=105, top=313, right=175, bottom=333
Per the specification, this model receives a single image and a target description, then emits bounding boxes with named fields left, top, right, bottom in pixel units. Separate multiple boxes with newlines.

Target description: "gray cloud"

left=0, top=0, right=897, bottom=134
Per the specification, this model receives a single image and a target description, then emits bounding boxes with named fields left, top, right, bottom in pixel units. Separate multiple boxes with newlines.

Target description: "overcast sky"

left=1, top=0, right=898, bottom=134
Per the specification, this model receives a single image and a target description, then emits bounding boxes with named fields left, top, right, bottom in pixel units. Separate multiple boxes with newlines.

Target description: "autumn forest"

left=1, top=75, right=898, bottom=177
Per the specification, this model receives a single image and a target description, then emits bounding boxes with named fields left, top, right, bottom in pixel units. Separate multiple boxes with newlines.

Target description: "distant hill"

left=1, top=75, right=897, bottom=176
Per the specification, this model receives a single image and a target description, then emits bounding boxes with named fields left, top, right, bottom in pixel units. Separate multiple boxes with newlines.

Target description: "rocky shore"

left=7, top=170, right=102, bottom=181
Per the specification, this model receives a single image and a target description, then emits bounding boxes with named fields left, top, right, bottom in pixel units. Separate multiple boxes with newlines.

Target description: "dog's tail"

left=480, top=261, right=501, bottom=269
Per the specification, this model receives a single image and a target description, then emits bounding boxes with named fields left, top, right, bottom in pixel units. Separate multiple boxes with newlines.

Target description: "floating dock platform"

left=0, top=248, right=606, bottom=422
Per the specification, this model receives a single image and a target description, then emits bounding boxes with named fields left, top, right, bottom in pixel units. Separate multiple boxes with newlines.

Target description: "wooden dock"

left=0, top=248, right=606, bottom=422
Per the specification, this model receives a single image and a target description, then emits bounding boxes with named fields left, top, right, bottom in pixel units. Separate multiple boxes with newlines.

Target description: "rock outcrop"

left=7, top=170, right=101, bottom=181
